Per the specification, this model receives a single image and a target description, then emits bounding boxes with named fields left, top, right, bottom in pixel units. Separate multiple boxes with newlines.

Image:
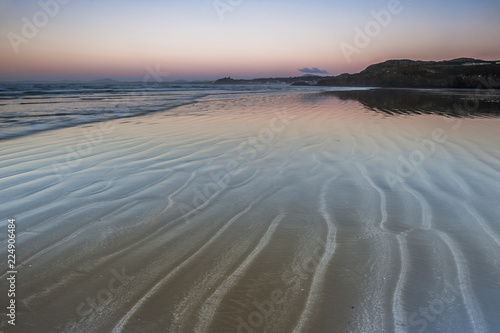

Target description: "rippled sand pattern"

left=1, top=92, right=500, bottom=332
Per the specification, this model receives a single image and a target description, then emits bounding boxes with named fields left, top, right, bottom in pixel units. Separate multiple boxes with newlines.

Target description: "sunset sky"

left=1, top=0, right=499, bottom=81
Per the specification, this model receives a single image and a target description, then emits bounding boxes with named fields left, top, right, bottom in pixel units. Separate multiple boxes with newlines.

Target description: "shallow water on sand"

left=1, top=89, right=500, bottom=332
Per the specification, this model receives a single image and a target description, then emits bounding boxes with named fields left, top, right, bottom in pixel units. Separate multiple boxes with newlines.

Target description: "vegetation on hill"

left=317, top=58, right=500, bottom=89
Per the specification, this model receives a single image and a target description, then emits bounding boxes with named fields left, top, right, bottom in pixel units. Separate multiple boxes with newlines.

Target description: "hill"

left=213, top=75, right=332, bottom=85
left=317, top=58, right=500, bottom=89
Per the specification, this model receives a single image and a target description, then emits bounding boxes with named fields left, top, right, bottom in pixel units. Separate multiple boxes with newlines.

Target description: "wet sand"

left=1, top=90, right=500, bottom=332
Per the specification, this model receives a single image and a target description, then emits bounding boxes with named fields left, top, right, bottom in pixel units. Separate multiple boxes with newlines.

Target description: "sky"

left=0, top=0, right=499, bottom=81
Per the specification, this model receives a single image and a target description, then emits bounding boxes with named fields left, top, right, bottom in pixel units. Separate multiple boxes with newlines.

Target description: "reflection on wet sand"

left=321, top=88, right=500, bottom=117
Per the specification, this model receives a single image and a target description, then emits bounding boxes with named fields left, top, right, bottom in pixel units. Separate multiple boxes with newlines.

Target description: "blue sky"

left=0, top=0, right=499, bottom=80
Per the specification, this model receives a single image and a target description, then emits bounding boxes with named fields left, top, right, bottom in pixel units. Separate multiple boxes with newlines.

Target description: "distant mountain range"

left=90, top=78, right=120, bottom=83
left=212, top=75, right=330, bottom=85
left=214, top=58, right=500, bottom=89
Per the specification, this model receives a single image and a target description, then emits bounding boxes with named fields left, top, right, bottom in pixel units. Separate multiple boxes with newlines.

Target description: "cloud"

left=298, top=67, right=329, bottom=74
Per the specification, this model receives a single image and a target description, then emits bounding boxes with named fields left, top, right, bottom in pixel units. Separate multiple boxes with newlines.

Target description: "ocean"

left=0, top=83, right=345, bottom=140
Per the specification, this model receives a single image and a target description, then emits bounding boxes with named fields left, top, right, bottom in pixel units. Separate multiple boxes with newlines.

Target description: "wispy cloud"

left=298, top=67, right=329, bottom=74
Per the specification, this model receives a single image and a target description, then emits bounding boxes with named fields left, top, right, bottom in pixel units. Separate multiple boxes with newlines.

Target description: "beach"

left=1, top=87, right=500, bottom=332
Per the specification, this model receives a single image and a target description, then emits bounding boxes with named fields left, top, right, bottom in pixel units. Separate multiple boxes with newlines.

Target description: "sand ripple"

left=1, top=91, right=499, bottom=332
